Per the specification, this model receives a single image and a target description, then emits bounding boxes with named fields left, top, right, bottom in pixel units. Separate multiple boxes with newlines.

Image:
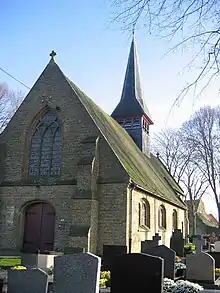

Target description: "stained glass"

left=28, top=110, right=61, bottom=177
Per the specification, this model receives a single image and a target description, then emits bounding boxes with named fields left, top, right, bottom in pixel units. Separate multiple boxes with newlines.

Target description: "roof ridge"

left=65, top=76, right=185, bottom=209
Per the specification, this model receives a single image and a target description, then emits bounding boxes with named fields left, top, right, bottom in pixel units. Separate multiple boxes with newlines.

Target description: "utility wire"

left=0, top=67, right=30, bottom=90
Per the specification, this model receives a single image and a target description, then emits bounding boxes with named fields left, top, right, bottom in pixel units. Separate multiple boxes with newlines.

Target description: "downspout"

left=128, top=180, right=136, bottom=254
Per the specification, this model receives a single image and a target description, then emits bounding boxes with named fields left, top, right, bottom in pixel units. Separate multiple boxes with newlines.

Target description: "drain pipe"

left=128, top=180, right=136, bottom=254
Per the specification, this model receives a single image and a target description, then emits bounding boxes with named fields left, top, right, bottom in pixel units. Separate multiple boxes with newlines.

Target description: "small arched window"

left=142, top=200, right=150, bottom=228
left=138, top=199, right=150, bottom=228
left=28, top=109, right=61, bottom=177
left=158, top=205, right=166, bottom=229
left=138, top=203, right=141, bottom=226
left=173, top=210, right=178, bottom=230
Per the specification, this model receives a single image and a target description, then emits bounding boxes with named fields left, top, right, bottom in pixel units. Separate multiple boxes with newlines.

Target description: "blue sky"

left=1, top=0, right=220, bottom=215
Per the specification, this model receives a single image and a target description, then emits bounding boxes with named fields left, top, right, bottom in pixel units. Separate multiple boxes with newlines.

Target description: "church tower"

left=111, top=36, right=153, bottom=156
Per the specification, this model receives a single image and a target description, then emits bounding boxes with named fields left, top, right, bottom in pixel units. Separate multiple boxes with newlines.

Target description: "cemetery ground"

left=1, top=230, right=220, bottom=293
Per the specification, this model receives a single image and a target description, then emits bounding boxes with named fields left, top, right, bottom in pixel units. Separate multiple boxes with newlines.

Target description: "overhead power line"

left=0, top=66, right=30, bottom=90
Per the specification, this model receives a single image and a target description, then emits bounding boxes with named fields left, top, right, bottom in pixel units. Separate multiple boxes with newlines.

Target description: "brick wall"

left=0, top=60, right=130, bottom=253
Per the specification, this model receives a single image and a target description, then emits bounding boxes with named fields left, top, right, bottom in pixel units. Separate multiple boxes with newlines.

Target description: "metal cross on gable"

left=50, top=50, right=57, bottom=58
left=195, top=235, right=206, bottom=253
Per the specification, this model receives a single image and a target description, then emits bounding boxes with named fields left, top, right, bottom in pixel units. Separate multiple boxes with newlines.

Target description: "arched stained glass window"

left=28, top=110, right=61, bottom=177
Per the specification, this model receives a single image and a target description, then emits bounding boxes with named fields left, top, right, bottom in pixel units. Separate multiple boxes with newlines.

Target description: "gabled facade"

left=0, top=48, right=187, bottom=255
left=111, top=37, right=153, bottom=156
left=186, top=200, right=218, bottom=235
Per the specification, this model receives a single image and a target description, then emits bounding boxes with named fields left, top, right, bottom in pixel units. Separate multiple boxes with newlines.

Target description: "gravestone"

left=153, top=233, right=161, bottom=244
left=111, top=253, right=164, bottom=293
left=102, top=245, right=127, bottom=270
left=215, top=241, right=220, bottom=252
left=186, top=252, right=215, bottom=283
left=141, top=233, right=161, bottom=251
left=21, top=253, right=62, bottom=270
left=8, top=268, right=48, bottom=293
left=195, top=235, right=206, bottom=253
left=54, top=252, right=101, bottom=293
left=208, top=252, right=220, bottom=268
left=170, top=229, right=184, bottom=257
left=142, top=245, right=176, bottom=279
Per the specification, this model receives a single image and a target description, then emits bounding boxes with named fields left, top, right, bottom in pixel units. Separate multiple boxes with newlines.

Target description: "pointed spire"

left=111, top=36, right=153, bottom=123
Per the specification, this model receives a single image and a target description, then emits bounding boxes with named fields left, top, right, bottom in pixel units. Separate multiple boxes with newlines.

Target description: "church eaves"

left=111, top=36, right=153, bottom=124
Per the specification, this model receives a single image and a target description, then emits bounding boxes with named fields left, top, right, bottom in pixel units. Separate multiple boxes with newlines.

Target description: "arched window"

left=138, top=203, right=141, bottom=226
left=138, top=200, right=150, bottom=228
left=158, top=205, right=166, bottom=229
left=28, top=110, right=61, bottom=177
left=172, top=210, right=178, bottom=230
left=142, top=200, right=150, bottom=228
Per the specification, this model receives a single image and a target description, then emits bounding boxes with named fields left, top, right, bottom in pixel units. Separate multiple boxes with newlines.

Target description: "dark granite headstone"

left=8, top=268, right=48, bottom=293
left=208, top=252, right=220, bottom=268
left=170, top=229, right=184, bottom=257
left=54, top=252, right=101, bottom=293
left=153, top=233, right=161, bottom=244
left=102, top=245, right=127, bottom=270
left=141, top=233, right=161, bottom=251
left=111, top=253, right=163, bottom=293
left=186, top=252, right=215, bottom=283
left=142, top=245, right=175, bottom=279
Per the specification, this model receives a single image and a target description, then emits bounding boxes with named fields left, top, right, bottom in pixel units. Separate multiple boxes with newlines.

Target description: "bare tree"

left=153, top=127, right=209, bottom=234
left=182, top=164, right=208, bottom=235
left=0, top=83, right=23, bottom=133
left=110, top=0, right=220, bottom=100
left=182, top=106, right=220, bottom=226
left=153, top=128, right=189, bottom=183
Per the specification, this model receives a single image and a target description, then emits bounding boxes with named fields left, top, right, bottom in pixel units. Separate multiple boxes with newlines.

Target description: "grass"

left=0, top=257, right=21, bottom=268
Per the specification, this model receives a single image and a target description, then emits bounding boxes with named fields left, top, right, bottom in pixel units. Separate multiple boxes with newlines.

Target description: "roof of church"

left=111, top=37, right=153, bottom=123
left=64, top=75, right=185, bottom=209
left=186, top=200, right=218, bottom=227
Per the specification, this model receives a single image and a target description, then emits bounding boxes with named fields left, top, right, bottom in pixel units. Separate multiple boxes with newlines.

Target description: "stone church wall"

left=0, top=185, right=75, bottom=250
left=98, top=182, right=128, bottom=255
left=130, top=188, right=186, bottom=252
left=0, top=61, right=130, bottom=253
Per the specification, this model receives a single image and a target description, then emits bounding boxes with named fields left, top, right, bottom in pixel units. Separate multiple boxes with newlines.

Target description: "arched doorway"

left=22, top=202, right=55, bottom=253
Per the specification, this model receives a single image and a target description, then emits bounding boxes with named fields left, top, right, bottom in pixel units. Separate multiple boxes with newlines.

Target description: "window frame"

left=138, top=199, right=151, bottom=229
left=158, top=205, right=166, bottom=230
left=28, top=109, right=61, bottom=178
left=172, top=209, right=178, bottom=231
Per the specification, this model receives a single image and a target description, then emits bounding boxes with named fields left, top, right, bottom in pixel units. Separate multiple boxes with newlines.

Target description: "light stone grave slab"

left=54, top=252, right=101, bottom=293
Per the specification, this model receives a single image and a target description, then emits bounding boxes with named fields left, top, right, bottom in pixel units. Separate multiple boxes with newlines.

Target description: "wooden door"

left=23, top=202, right=55, bottom=253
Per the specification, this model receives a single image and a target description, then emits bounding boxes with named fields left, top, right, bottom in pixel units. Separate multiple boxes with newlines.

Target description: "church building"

left=0, top=37, right=187, bottom=255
